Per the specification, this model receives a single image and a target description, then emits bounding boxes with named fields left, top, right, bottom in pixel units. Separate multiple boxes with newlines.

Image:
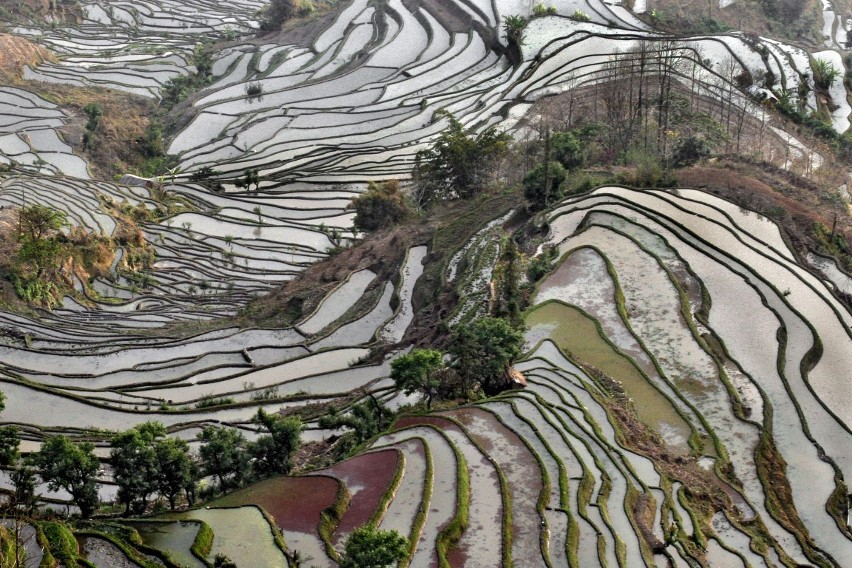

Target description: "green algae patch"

left=526, top=301, right=692, bottom=450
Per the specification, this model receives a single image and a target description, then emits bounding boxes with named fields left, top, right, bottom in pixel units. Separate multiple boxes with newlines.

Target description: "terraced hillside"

left=0, top=0, right=851, bottom=566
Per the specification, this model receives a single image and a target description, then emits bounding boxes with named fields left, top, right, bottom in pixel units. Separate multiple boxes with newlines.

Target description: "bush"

left=339, top=525, right=408, bottom=568
left=672, top=136, right=712, bottom=167
left=532, top=3, right=557, bottom=16
left=619, top=149, right=677, bottom=188
left=298, top=0, right=315, bottom=16
left=349, top=180, right=410, bottom=232
left=561, top=171, right=612, bottom=196
left=41, top=522, right=80, bottom=567
left=812, top=58, right=841, bottom=90
left=503, top=14, right=527, bottom=44
left=245, top=82, right=263, bottom=101
left=570, top=9, right=591, bottom=22
left=526, top=245, right=558, bottom=282
left=523, top=161, right=566, bottom=210
left=551, top=130, right=583, bottom=169
left=260, top=0, right=294, bottom=30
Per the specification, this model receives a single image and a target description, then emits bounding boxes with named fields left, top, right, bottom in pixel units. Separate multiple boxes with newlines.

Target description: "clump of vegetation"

left=259, top=0, right=295, bottom=31
left=339, top=524, right=408, bottom=568
left=448, top=316, right=525, bottom=395
left=570, top=9, right=591, bottom=22
left=532, top=3, right=557, bottom=16
left=214, top=554, right=238, bottom=568
left=812, top=58, right=841, bottom=90
left=245, top=81, right=264, bottom=102
left=617, top=148, right=678, bottom=188
left=523, top=160, right=566, bottom=210
left=503, top=14, right=528, bottom=45
left=390, top=348, right=445, bottom=408
left=11, top=206, right=66, bottom=295
left=0, top=204, right=90, bottom=308
left=235, top=167, right=260, bottom=190
left=319, top=397, right=395, bottom=456
left=526, top=244, right=559, bottom=283
left=349, top=179, right=411, bottom=232
left=195, top=410, right=303, bottom=494
left=161, top=44, right=213, bottom=107
left=111, top=422, right=197, bottom=514
left=81, top=102, right=102, bottom=150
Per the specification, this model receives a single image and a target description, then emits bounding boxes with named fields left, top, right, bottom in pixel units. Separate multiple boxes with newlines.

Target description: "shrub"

left=619, top=149, right=677, bottom=188
left=503, top=14, right=527, bottom=45
left=570, top=9, right=591, bottom=22
left=349, top=179, right=410, bottom=232
left=298, top=0, right=315, bottom=16
left=551, top=130, right=583, bottom=169
left=260, top=0, right=294, bottom=30
left=532, top=3, right=557, bottom=16
left=245, top=82, right=263, bottom=101
left=672, top=136, right=712, bottom=167
left=523, top=161, right=566, bottom=210
left=339, top=525, right=408, bottom=568
left=812, top=58, right=841, bottom=90
left=526, top=245, right=558, bottom=282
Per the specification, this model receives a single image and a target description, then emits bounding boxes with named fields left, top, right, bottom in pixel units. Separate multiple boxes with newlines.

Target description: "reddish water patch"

left=317, top=449, right=401, bottom=546
left=393, top=415, right=457, bottom=431
left=213, top=475, right=339, bottom=535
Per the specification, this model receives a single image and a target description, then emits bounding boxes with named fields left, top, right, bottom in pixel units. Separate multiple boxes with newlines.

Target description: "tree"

left=492, top=237, right=523, bottom=325
left=448, top=317, right=525, bottom=395
left=551, top=131, right=583, bottom=169
left=319, top=397, right=394, bottom=452
left=349, top=180, right=410, bottom=232
left=155, top=436, right=196, bottom=510
left=0, top=391, right=19, bottom=468
left=11, top=464, right=38, bottom=514
left=111, top=422, right=165, bottom=515
left=390, top=349, right=445, bottom=408
left=413, top=111, right=510, bottom=204
left=248, top=410, right=302, bottom=478
left=18, top=204, right=67, bottom=243
left=523, top=161, right=566, bottom=211
left=32, top=436, right=100, bottom=518
left=339, top=525, right=408, bottom=568
left=198, top=426, right=249, bottom=491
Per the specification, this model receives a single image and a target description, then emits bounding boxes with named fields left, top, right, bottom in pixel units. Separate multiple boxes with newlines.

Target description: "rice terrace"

left=0, top=0, right=850, bottom=565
